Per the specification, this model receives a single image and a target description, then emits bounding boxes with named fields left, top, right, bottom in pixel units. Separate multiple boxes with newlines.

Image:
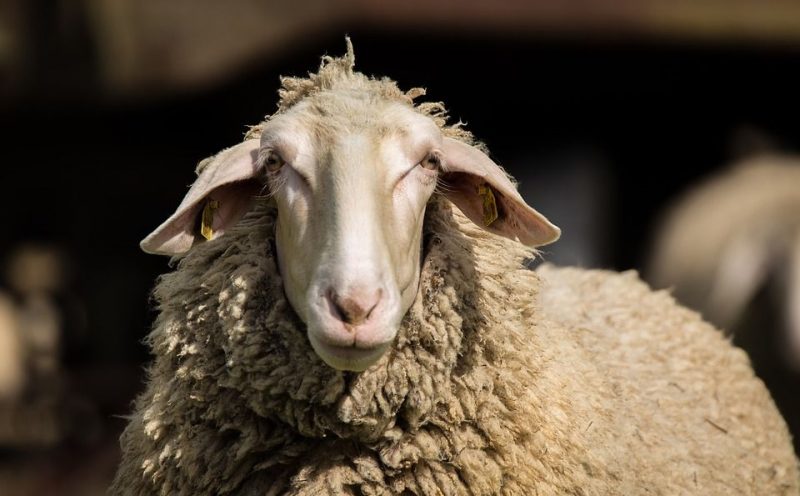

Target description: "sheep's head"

left=140, top=41, right=560, bottom=371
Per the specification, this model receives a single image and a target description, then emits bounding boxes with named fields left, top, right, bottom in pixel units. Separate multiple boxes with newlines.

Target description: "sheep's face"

left=262, top=97, right=442, bottom=371
left=140, top=75, right=560, bottom=373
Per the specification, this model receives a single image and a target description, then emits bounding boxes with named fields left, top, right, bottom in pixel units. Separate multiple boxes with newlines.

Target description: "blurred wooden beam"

left=77, top=0, right=800, bottom=95
left=354, top=0, right=800, bottom=45
left=85, top=0, right=346, bottom=94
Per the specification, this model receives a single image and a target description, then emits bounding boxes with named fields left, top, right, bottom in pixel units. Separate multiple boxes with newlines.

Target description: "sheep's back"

left=535, top=264, right=799, bottom=494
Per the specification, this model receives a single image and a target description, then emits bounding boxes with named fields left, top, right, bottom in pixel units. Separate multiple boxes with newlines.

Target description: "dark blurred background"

left=1, top=1, right=800, bottom=493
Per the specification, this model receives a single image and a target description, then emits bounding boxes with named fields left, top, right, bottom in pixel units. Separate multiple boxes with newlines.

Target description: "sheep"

left=647, top=157, right=800, bottom=368
left=112, top=41, right=799, bottom=495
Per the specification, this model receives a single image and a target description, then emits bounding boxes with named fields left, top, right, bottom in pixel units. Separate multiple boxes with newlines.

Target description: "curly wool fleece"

left=112, top=196, right=799, bottom=495
left=113, top=45, right=799, bottom=495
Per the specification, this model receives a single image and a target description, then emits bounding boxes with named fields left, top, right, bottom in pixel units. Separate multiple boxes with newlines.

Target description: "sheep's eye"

left=420, top=153, right=441, bottom=171
left=264, top=151, right=285, bottom=172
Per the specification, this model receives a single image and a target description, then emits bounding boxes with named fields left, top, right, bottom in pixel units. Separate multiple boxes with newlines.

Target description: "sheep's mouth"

left=308, top=334, right=390, bottom=372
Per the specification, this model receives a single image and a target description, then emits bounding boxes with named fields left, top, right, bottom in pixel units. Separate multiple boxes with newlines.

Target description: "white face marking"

left=263, top=99, right=443, bottom=371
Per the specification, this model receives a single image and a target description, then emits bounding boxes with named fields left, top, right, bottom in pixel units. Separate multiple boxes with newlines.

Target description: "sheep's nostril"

left=329, top=288, right=382, bottom=326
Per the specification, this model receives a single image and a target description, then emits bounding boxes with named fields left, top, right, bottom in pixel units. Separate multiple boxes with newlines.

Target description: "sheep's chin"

left=307, top=333, right=391, bottom=372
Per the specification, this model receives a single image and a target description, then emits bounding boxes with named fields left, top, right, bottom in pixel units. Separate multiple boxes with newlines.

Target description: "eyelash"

left=419, top=152, right=442, bottom=172
left=264, top=160, right=312, bottom=194
left=263, top=168, right=287, bottom=198
left=394, top=160, right=438, bottom=192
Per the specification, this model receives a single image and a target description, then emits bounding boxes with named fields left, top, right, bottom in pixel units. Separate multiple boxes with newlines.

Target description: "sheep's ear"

left=140, top=139, right=263, bottom=256
left=440, top=138, right=560, bottom=247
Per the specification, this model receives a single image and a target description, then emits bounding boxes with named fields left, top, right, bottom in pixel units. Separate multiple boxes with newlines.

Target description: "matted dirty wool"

left=112, top=197, right=799, bottom=495
left=113, top=197, right=550, bottom=494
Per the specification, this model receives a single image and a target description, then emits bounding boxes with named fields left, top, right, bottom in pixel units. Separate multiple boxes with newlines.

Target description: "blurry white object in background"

left=17, top=295, right=62, bottom=379
left=648, top=156, right=800, bottom=368
left=6, top=244, right=66, bottom=294
left=6, top=244, right=64, bottom=382
left=0, top=244, right=67, bottom=448
left=0, top=292, right=24, bottom=400
left=789, top=233, right=800, bottom=366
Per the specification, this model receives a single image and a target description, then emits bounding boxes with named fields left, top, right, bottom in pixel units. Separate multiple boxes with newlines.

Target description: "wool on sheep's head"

left=140, top=38, right=560, bottom=371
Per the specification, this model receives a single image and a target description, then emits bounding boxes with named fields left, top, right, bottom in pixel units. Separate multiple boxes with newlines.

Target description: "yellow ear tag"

left=477, top=184, right=499, bottom=227
left=200, top=200, right=219, bottom=240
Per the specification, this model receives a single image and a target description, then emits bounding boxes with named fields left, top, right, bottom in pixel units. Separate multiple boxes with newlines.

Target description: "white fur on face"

left=263, top=99, right=443, bottom=371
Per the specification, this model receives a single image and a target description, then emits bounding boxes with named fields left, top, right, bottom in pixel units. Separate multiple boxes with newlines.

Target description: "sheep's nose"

left=329, top=288, right=382, bottom=326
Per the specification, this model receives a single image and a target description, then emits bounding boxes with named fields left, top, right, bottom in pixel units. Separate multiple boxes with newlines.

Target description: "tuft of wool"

left=244, top=37, right=480, bottom=151
left=112, top=195, right=799, bottom=495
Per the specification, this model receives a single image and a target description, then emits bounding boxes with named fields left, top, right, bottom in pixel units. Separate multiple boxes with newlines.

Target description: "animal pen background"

left=1, top=0, right=800, bottom=493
